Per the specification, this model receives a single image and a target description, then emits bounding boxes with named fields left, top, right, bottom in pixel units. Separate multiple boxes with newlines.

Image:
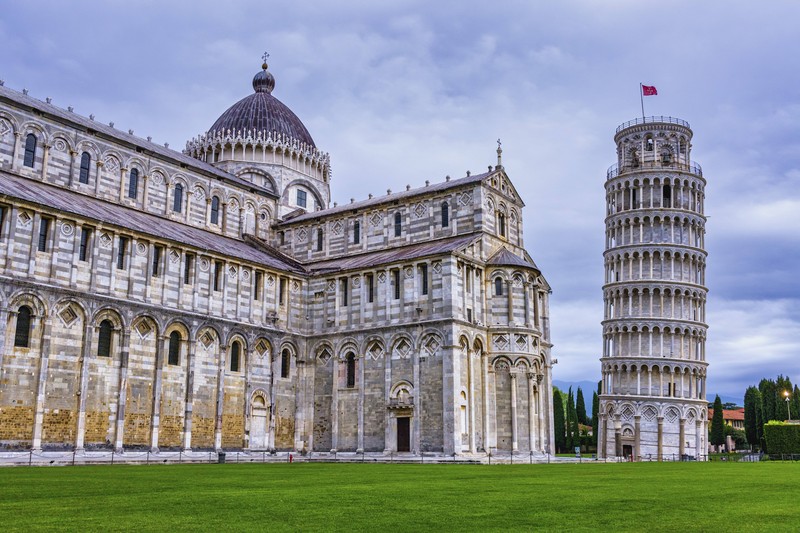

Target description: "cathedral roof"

left=308, top=234, right=481, bottom=273
left=487, top=247, right=540, bottom=271
left=0, top=171, right=304, bottom=274
left=277, top=170, right=495, bottom=225
left=207, top=62, right=315, bottom=147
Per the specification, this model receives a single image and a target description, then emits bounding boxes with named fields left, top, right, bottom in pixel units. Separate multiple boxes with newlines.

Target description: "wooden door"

left=397, top=417, right=410, bottom=452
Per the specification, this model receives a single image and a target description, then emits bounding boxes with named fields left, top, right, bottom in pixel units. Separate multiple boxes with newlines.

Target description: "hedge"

left=763, top=421, right=800, bottom=454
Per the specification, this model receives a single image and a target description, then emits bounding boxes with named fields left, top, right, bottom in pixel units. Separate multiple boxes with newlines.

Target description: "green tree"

left=591, top=381, right=600, bottom=447
left=792, top=385, right=800, bottom=420
left=744, top=386, right=761, bottom=449
left=565, top=387, right=575, bottom=451
left=756, top=396, right=765, bottom=451
left=576, top=387, right=588, bottom=425
left=759, top=378, right=777, bottom=423
left=776, top=375, right=793, bottom=421
left=710, top=395, right=725, bottom=448
left=552, top=386, right=565, bottom=453
left=568, top=388, right=580, bottom=452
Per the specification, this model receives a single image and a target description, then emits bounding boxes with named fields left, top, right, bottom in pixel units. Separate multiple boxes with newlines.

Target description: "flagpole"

left=640, top=83, right=645, bottom=120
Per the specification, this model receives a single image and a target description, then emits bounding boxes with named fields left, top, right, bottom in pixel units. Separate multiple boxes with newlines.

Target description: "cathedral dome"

left=208, top=62, right=316, bottom=148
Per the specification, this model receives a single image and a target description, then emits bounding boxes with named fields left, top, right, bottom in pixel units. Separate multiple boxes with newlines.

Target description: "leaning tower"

left=598, top=116, right=709, bottom=460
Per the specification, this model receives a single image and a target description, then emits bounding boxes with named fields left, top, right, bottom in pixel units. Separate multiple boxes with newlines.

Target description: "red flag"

left=642, top=85, right=658, bottom=96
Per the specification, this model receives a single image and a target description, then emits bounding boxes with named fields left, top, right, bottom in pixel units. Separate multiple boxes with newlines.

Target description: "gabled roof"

left=0, top=172, right=303, bottom=273
left=277, top=170, right=496, bottom=225
left=0, top=85, right=276, bottom=198
left=307, top=233, right=481, bottom=273
left=487, top=247, right=540, bottom=271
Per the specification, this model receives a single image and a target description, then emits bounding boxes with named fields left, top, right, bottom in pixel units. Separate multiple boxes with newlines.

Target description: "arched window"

left=316, top=227, right=323, bottom=251
left=173, top=183, right=183, bottom=213
left=14, top=305, right=32, bottom=347
left=230, top=340, right=241, bottom=372
left=168, top=331, right=181, bottom=366
left=79, top=152, right=91, bottom=184
left=494, top=277, right=504, bottom=296
left=281, top=349, right=290, bottom=378
left=662, top=184, right=672, bottom=208
left=210, top=196, right=220, bottom=225
left=23, top=134, right=37, bottom=168
left=346, top=353, right=356, bottom=388
left=97, top=319, right=113, bottom=357
left=128, top=168, right=139, bottom=199
left=353, top=220, right=361, bottom=244
left=441, top=202, right=449, bottom=228
left=498, top=212, right=506, bottom=237
left=394, top=212, right=402, bottom=237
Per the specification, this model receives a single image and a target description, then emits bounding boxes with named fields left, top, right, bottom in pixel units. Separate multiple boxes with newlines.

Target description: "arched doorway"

left=250, top=395, right=269, bottom=449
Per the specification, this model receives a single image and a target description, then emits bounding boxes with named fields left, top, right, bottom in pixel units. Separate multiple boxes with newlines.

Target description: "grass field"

left=1, top=462, right=798, bottom=531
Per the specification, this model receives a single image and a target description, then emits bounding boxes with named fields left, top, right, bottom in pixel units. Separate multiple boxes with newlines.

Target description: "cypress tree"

left=756, top=397, right=765, bottom=452
left=565, top=387, right=575, bottom=451
left=743, top=386, right=760, bottom=449
left=711, top=395, right=725, bottom=449
left=792, top=385, right=800, bottom=420
left=776, top=375, right=793, bottom=421
left=553, top=386, right=565, bottom=453
left=567, top=387, right=580, bottom=452
left=576, top=387, right=588, bottom=425
left=591, top=381, right=600, bottom=447
left=759, top=378, right=777, bottom=422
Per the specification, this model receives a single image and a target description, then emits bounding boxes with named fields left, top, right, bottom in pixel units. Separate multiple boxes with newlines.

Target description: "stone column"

left=523, top=282, right=531, bottom=327
left=506, top=280, right=513, bottom=325
left=527, top=373, right=536, bottom=453
left=481, top=351, right=490, bottom=452
left=150, top=334, right=166, bottom=452
left=214, top=343, right=228, bottom=451
left=11, top=132, right=21, bottom=170
left=510, top=372, right=518, bottom=453
left=383, top=347, right=392, bottom=454
left=74, top=321, right=94, bottom=451
left=357, top=355, right=365, bottom=453
left=695, top=419, right=703, bottom=460
left=598, top=414, right=606, bottom=458
left=4, top=205, right=18, bottom=275
left=614, top=416, right=622, bottom=457
left=67, top=149, right=77, bottom=187
left=40, top=143, right=50, bottom=181
left=679, top=417, right=686, bottom=458
left=657, top=416, right=664, bottom=461
left=183, top=338, right=197, bottom=451
left=413, top=346, right=421, bottom=453
left=31, top=317, right=52, bottom=451
left=634, top=415, right=641, bottom=461
left=467, top=348, right=476, bottom=453
left=114, top=331, right=131, bottom=452
left=330, top=360, right=339, bottom=452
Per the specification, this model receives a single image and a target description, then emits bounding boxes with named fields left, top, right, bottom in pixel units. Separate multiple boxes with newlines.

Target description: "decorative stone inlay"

left=367, top=341, right=384, bottom=360
left=352, top=277, right=361, bottom=288
left=17, top=211, right=32, bottom=226
left=199, top=258, right=210, bottom=272
left=169, top=250, right=180, bottom=264
left=331, top=220, right=343, bottom=235
left=377, top=272, right=387, bottom=283
left=104, top=157, right=119, bottom=174
left=60, top=221, right=74, bottom=236
left=241, top=269, right=250, bottom=281
left=53, top=138, right=67, bottom=152
left=515, top=334, right=527, bottom=351
left=393, top=338, right=412, bottom=359
left=99, top=232, right=113, bottom=249
left=150, top=172, right=164, bottom=185
left=404, top=267, right=413, bottom=279
left=291, top=280, right=300, bottom=292
left=422, top=335, right=441, bottom=357
left=621, top=405, right=634, bottom=422
left=255, top=339, right=270, bottom=357
left=135, top=320, right=153, bottom=339
left=193, top=187, right=205, bottom=201
left=266, top=274, right=275, bottom=287
left=486, top=197, right=494, bottom=210
left=513, top=275, right=523, bottom=287
left=370, top=212, right=382, bottom=227
left=297, top=228, right=307, bottom=242
left=495, top=360, right=509, bottom=371
left=58, top=304, right=79, bottom=327
left=227, top=265, right=237, bottom=278
left=200, top=330, right=216, bottom=349
left=432, top=261, right=442, bottom=274
left=643, top=406, right=657, bottom=422
left=493, top=334, right=509, bottom=351
left=459, top=191, right=472, bottom=206
left=317, top=347, right=332, bottom=365
left=665, top=408, right=679, bottom=424
left=413, top=202, right=426, bottom=218
left=326, top=280, right=336, bottom=292
left=0, top=119, right=10, bottom=138
left=136, top=242, right=147, bottom=255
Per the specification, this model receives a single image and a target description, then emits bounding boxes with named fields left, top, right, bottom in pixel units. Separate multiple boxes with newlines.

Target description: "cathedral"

left=0, top=59, right=554, bottom=456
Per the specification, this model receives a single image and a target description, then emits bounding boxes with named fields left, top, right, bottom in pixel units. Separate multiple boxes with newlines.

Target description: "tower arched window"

left=662, top=184, right=672, bottom=208
left=317, top=227, right=323, bottom=251
left=394, top=212, right=402, bottom=237
left=168, top=331, right=181, bottom=366
left=281, top=349, right=290, bottom=378
left=128, top=168, right=139, bottom=199
left=23, top=134, right=37, bottom=168
left=173, top=183, right=183, bottom=213
left=346, top=353, right=356, bottom=388
left=79, top=152, right=91, bottom=184
left=14, top=305, right=32, bottom=347
left=97, top=319, right=113, bottom=358
left=230, top=340, right=241, bottom=372
left=494, top=277, right=504, bottom=296
left=498, top=212, right=506, bottom=237
left=210, top=196, right=220, bottom=225
left=441, top=202, right=449, bottom=228
left=353, top=220, right=361, bottom=244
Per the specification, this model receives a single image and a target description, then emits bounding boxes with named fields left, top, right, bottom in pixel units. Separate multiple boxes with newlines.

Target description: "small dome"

left=208, top=62, right=315, bottom=147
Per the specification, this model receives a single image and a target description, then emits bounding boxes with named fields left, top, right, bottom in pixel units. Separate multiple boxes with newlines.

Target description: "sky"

left=1, top=1, right=798, bottom=401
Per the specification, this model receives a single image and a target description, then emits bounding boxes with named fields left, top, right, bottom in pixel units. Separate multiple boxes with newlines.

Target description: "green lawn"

left=1, top=462, right=798, bottom=531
